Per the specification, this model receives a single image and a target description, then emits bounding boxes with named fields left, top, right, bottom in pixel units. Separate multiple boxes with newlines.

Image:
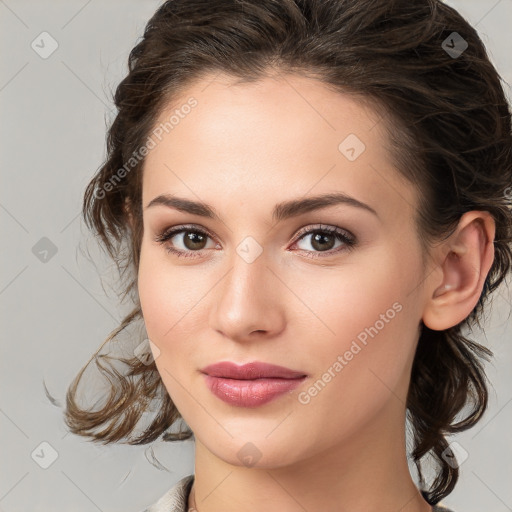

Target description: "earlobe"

left=422, top=211, right=495, bottom=331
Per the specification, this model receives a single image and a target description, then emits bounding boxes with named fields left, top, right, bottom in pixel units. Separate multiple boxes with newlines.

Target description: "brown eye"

left=308, top=231, right=337, bottom=251
left=292, top=225, right=356, bottom=257
left=180, top=230, right=209, bottom=250
left=155, top=226, right=217, bottom=259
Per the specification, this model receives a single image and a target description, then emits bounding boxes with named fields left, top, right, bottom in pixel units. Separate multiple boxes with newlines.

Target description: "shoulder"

left=139, top=474, right=195, bottom=512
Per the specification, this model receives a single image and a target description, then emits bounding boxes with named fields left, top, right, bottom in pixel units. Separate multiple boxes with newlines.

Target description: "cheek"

left=137, top=248, right=195, bottom=410
left=291, top=247, right=411, bottom=346
left=137, top=241, right=214, bottom=378
left=293, top=248, right=421, bottom=405
left=138, top=241, right=198, bottom=335
left=138, top=243, right=176, bottom=356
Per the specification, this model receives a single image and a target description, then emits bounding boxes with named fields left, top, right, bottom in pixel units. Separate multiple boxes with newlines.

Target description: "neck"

left=188, top=401, right=432, bottom=512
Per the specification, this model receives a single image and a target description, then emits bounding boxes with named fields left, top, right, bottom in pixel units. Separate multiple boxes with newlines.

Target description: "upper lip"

left=201, top=361, right=307, bottom=380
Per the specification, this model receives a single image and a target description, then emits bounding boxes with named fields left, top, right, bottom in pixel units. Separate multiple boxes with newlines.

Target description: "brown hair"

left=60, top=0, right=512, bottom=505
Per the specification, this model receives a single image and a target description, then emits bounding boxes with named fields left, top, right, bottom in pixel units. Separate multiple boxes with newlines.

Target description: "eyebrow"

left=145, top=192, right=378, bottom=223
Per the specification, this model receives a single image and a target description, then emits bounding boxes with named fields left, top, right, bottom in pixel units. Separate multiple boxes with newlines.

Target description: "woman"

left=63, top=1, right=512, bottom=511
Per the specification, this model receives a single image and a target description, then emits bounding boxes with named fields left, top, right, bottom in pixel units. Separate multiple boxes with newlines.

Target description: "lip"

left=201, top=361, right=308, bottom=407
left=201, top=361, right=307, bottom=379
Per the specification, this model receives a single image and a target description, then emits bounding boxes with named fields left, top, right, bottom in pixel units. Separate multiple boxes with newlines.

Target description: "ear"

left=422, top=211, right=495, bottom=330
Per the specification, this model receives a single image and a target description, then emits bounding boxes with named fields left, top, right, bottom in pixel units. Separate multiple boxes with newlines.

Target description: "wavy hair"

left=60, top=0, right=512, bottom=505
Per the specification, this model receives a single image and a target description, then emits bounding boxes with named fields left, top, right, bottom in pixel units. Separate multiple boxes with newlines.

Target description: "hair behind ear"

left=407, top=323, right=492, bottom=505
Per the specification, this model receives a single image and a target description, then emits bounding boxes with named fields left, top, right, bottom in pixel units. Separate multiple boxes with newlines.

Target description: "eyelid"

left=155, top=223, right=216, bottom=243
left=293, top=223, right=355, bottom=243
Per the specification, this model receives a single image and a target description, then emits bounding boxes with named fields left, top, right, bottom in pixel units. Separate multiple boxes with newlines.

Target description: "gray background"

left=0, top=1, right=510, bottom=511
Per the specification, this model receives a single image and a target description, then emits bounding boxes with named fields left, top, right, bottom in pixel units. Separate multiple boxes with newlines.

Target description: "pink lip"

left=201, top=361, right=307, bottom=379
left=201, top=362, right=308, bottom=407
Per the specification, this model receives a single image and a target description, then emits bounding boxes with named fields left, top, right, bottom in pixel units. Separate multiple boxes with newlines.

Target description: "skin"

left=135, top=70, right=495, bottom=512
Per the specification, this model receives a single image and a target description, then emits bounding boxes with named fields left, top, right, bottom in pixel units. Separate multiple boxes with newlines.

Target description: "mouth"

left=200, top=361, right=308, bottom=407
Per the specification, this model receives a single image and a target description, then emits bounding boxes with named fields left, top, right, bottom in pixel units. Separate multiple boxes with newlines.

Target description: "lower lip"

left=203, top=374, right=306, bottom=407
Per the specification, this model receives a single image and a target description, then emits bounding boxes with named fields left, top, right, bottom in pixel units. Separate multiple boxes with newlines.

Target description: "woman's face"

left=138, top=71, right=431, bottom=467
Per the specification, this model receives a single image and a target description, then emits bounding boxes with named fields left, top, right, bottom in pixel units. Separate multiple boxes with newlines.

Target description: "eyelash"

left=154, top=223, right=357, bottom=260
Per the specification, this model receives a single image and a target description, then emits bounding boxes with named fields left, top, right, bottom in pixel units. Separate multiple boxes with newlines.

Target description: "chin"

left=201, top=436, right=306, bottom=470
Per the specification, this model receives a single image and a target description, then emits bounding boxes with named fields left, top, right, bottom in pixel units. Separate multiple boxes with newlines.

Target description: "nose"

left=209, top=250, right=286, bottom=343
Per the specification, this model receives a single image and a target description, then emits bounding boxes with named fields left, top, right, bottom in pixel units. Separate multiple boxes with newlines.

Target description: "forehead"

left=142, top=72, right=418, bottom=223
